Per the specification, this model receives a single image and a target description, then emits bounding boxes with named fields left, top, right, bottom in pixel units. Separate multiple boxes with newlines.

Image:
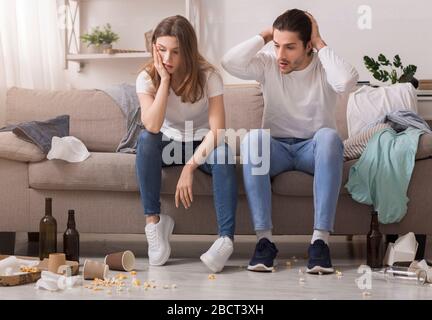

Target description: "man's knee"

left=314, top=128, right=342, bottom=147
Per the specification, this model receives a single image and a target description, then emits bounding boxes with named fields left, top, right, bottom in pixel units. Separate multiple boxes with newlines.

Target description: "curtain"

left=0, top=0, right=65, bottom=125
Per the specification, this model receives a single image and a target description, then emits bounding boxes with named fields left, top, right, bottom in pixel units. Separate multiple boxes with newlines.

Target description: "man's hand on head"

left=259, top=27, right=273, bottom=44
left=305, top=12, right=327, bottom=51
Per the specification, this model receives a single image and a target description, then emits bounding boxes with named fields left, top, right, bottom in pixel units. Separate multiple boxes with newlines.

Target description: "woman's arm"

left=139, top=45, right=171, bottom=133
left=187, top=94, right=225, bottom=170
left=175, top=94, right=225, bottom=209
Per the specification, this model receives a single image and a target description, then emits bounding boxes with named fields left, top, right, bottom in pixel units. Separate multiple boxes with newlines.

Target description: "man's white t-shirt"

left=136, top=70, right=224, bottom=142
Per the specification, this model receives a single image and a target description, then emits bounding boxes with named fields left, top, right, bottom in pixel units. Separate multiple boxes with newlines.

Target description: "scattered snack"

left=132, top=279, right=141, bottom=287
left=208, top=274, right=216, bottom=280
left=19, top=266, right=39, bottom=273
left=130, top=271, right=137, bottom=276
left=115, top=273, right=128, bottom=280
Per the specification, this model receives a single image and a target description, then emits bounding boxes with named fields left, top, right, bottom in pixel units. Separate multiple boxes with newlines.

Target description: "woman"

left=135, top=15, right=237, bottom=273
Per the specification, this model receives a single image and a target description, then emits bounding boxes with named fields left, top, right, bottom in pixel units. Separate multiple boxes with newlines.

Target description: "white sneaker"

left=145, top=214, right=174, bottom=266
left=200, top=236, right=234, bottom=273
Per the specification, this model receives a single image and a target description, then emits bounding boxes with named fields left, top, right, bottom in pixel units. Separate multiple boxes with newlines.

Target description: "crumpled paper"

left=383, top=232, right=419, bottom=266
left=35, top=270, right=81, bottom=291
left=0, top=256, right=39, bottom=276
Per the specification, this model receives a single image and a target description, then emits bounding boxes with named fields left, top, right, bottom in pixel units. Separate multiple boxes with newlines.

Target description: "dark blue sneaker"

left=247, top=238, right=278, bottom=272
left=306, top=239, right=334, bottom=274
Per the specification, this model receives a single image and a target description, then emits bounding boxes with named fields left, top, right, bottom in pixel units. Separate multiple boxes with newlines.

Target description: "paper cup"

left=48, top=253, right=66, bottom=274
left=83, top=260, right=109, bottom=280
left=57, top=264, right=72, bottom=276
left=104, top=250, right=135, bottom=272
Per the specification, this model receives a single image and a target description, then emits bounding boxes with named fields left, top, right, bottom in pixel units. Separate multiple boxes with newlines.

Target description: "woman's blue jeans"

left=136, top=129, right=238, bottom=237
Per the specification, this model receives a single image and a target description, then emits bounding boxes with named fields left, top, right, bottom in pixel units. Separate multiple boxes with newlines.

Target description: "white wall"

left=65, top=0, right=185, bottom=90
left=193, top=0, right=432, bottom=84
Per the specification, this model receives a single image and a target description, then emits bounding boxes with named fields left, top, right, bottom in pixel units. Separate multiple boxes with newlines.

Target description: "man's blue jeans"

left=135, top=129, right=238, bottom=237
left=240, top=128, right=344, bottom=233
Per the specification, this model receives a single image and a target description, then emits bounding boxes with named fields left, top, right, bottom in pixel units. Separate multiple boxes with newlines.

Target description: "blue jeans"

left=135, top=129, right=238, bottom=237
left=240, top=128, right=344, bottom=233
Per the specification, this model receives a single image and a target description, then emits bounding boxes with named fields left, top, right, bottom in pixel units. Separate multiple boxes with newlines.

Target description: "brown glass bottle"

left=39, top=198, right=57, bottom=260
left=63, top=210, right=80, bottom=262
left=367, top=211, right=383, bottom=269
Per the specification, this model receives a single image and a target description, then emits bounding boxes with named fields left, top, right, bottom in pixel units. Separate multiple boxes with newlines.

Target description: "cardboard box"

left=0, top=255, right=79, bottom=287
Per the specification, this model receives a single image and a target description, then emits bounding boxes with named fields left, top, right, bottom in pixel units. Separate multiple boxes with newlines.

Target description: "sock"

left=311, top=230, right=330, bottom=244
left=256, top=230, right=273, bottom=242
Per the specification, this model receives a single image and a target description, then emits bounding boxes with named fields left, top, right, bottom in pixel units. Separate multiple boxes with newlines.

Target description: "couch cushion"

left=223, top=84, right=264, bottom=155
left=28, top=152, right=249, bottom=195
left=29, top=150, right=357, bottom=197
left=271, top=160, right=356, bottom=196
left=416, top=133, right=432, bottom=160
left=0, top=131, right=45, bottom=162
left=6, top=87, right=125, bottom=152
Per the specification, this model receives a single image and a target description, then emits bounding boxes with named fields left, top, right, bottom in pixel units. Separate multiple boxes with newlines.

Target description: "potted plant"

left=363, top=54, right=418, bottom=88
left=80, top=23, right=120, bottom=53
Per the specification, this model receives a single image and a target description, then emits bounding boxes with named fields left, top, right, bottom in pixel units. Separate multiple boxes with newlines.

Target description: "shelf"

left=67, top=52, right=151, bottom=61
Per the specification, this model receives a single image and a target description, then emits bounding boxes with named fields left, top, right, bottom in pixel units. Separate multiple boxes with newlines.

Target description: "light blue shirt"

left=345, top=127, right=423, bottom=224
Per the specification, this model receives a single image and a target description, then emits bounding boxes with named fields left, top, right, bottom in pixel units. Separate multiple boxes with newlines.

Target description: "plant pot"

left=87, top=44, right=103, bottom=54
left=410, top=77, right=419, bottom=89
left=101, top=43, right=113, bottom=53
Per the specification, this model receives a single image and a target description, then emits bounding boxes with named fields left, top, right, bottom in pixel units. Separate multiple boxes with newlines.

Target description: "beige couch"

left=1, top=85, right=432, bottom=245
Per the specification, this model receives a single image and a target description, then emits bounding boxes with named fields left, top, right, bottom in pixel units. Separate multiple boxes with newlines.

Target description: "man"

left=222, top=9, right=358, bottom=274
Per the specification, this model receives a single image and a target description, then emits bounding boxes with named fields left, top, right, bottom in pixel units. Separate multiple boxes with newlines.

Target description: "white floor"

left=1, top=233, right=432, bottom=300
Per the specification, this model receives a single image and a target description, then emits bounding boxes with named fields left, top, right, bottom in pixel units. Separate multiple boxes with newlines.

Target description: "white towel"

left=47, top=136, right=90, bottom=163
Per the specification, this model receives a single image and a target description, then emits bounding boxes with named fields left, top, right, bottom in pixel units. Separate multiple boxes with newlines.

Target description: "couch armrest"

left=0, top=132, right=45, bottom=162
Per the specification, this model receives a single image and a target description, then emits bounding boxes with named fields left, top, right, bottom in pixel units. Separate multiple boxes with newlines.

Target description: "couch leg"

left=26, top=232, right=39, bottom=257
left=28, top=232, right=39, bottom=242
left=0, top=232, right=16, bottom=255
left=415, top=234, right=426, bottom=261
left=385, top=234, right=398, bottom=249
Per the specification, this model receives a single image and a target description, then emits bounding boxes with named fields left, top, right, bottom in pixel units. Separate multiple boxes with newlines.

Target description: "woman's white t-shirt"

left=136, top=70, right=224, bottom=142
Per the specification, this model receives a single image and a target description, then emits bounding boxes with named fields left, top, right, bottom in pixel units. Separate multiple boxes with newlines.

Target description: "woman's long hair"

left=141, top=15, right=214, bottom=104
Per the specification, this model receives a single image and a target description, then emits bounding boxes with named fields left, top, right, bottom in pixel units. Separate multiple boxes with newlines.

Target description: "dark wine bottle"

left=39, top=198, right=57, bottom=260
left=367, top=211, right=383, bottom=269
left=63, top=210, right=80, bottom=262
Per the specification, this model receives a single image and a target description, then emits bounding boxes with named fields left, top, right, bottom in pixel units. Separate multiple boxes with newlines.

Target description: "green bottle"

left=63, top=210, right=80, bottom=262
left=39, top=198, right=57, bottom=260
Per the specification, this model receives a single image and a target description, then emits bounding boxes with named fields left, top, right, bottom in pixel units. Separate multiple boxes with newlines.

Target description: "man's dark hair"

left=273, top=9, right=312, bottom=55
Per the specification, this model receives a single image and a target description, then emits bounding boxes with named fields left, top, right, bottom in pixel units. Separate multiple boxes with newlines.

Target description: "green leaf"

left=393, top=54, right=402, bottom=68
left=378, top=54, right=390, bottom=66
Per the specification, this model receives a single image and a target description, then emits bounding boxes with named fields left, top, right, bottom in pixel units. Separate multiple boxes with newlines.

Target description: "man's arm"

left=307, top=12, right=359, bottom=93
left=221, top=30, right=271, bottom=82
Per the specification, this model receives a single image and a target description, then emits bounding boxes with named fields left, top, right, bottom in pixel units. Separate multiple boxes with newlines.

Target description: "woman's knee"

left=137, top=129, right=162, bottom=148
